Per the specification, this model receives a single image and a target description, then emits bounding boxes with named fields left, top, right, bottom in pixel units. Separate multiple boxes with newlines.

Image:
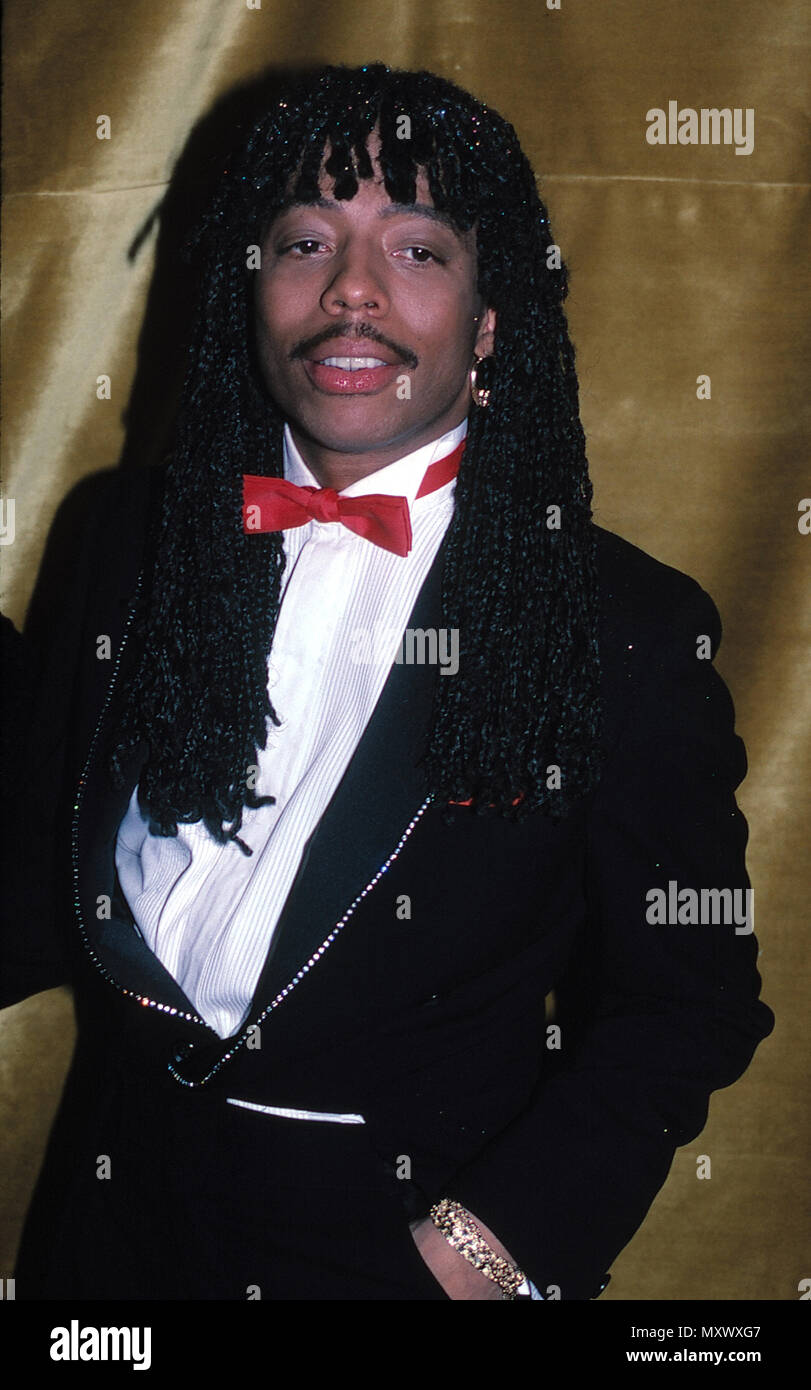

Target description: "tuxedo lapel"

left=248, top=533, right=448, bottom=1012
left=75, top=529, right=449, bottom=1033
left=75, top=632, right=208, bottom=1019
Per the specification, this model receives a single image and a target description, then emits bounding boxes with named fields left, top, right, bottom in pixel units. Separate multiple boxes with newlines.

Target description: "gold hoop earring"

left=469, top=355, right=492, bottom=409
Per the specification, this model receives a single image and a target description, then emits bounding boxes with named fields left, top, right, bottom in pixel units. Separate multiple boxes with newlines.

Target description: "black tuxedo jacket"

left=3, top=464, right=774, bottom=1300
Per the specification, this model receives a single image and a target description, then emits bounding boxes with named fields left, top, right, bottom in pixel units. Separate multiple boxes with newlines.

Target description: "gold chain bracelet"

left=429, top=1198, right=527, bottom=1299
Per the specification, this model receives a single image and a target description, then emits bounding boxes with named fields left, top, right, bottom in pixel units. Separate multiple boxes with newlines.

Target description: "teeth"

left=318, top=357, right=389, bottom=370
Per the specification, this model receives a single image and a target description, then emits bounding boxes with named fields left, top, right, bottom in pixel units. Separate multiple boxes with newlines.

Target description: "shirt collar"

left=282, top=417, right=467, bottom=507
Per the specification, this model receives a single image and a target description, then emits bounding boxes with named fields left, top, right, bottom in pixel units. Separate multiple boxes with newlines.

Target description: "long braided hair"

left=109, top=62, right=602, bottom=848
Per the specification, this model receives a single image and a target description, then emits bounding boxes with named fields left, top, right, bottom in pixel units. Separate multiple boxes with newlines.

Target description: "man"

left=5, top=62, right=773, bottom=1300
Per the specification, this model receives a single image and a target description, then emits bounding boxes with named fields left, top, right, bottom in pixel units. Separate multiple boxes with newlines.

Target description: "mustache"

left=291, top=323, right=418, bottom=369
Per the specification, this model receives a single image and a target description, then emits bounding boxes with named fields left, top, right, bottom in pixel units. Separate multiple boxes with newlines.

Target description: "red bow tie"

left=243, top=439, right=466, bottom=557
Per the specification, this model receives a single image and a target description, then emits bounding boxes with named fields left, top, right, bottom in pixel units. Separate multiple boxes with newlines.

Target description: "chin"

left=291, top=413, right=415, bottom=455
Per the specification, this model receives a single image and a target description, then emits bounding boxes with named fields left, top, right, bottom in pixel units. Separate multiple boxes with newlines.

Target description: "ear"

left=474, top=307, right=497, bottom=359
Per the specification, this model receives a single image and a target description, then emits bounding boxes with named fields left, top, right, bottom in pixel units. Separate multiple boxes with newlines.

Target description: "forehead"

left=273, top=190, right=470, bottom=242
left=269, top=132, right=474, bottom=246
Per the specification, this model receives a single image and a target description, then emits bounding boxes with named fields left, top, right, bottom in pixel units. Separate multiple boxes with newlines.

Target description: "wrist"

left=428, top=1198, right=527, bottom=1300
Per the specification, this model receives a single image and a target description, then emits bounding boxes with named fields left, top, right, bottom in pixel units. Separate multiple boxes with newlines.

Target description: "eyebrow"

left=273, top=196, right=466, bottom=241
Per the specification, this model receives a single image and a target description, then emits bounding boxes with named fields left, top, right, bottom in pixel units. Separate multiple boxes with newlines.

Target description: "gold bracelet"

left=429, top=1198, right=527, bottom=1299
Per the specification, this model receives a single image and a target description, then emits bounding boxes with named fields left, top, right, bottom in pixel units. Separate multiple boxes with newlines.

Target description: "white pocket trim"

left=226, top=1097, right=366, bottom=1125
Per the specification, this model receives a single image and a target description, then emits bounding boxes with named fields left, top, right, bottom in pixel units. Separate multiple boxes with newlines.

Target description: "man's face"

left=253, top=132, right=496, bottom=471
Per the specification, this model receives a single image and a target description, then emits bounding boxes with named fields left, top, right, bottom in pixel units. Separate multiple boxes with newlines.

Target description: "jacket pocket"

left=226, top=1096, right=365, bottom=1124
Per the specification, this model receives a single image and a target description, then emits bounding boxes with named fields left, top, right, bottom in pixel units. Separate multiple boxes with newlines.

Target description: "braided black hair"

left=109, top=62, right=602, bottom=848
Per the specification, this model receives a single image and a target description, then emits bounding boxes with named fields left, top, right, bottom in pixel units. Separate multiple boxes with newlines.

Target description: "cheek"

left=254, top=275, right=295, bottom=341
left=417, top=307, right=476, bottom=374
left=253, top=287, right=273, bottom=347
left=409, top=280, right=476, bottom=346
left=253, top=310, right=298, bottom=387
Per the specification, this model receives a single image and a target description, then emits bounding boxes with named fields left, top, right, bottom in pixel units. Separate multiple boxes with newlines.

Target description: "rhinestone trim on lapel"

left=71, top=570, right=216, bottom=1035
left=167, top=793, right=434, bottom=1087
left=71, top=571, right=435, bottom=1084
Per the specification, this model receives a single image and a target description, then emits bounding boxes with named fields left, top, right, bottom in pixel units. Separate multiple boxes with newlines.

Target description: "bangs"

left=286, top=103, right=478, bottom=239
left=193, top=66, right=506, bottom=263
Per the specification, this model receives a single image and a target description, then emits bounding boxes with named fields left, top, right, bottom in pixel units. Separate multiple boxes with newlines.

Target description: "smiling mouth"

left=302, top=356, right=405, bottom=395
left=315, top=356, right=392, bottom=371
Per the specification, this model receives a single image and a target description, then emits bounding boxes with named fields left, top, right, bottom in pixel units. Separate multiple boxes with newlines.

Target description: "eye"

left=399, top=246, right=444, bottom=265
left=280, top=239, right=327, bottom=256
left=277, top=240, right=445, bottom=265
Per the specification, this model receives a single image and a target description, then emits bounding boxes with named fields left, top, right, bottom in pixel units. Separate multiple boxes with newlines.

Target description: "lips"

left=304, top=354, right=404, bottom=394
left=301, top=336, right=408, bottom=394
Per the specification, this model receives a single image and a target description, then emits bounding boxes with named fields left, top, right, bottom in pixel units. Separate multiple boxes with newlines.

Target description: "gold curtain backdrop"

left=1, top=0, right=808, bottom=1299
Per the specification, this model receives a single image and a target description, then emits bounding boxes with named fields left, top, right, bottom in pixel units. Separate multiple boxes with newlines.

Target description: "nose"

left=321, top=245, right=388, bottom=316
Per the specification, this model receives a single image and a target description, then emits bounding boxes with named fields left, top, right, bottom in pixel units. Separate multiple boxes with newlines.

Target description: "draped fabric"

left=1, top=0, right=808, bottom=1300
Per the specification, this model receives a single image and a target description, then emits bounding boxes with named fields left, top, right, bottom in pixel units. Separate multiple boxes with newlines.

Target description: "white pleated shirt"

left=115, top=418, right=465, bottom=1040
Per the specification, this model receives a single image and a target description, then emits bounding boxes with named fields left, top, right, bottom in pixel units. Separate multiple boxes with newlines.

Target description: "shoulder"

left=592, top=523, right=721, bottom=654
left=589, top=526, right=731, bottom=753
left=25, top=462, right=167, bottom=656
left=33, top=462, right=166, bottom=571
left=55, top=461, right=166, bottom=579
left=81, top=460, right=166, bottom=534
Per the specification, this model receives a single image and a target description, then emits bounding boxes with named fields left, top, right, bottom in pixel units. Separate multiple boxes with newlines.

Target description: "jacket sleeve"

left=0, top=470, right=146, bottom=1011
left=447, top=579, right=775, bottom=1299
left=0, top=610, right=72, bottom=1007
